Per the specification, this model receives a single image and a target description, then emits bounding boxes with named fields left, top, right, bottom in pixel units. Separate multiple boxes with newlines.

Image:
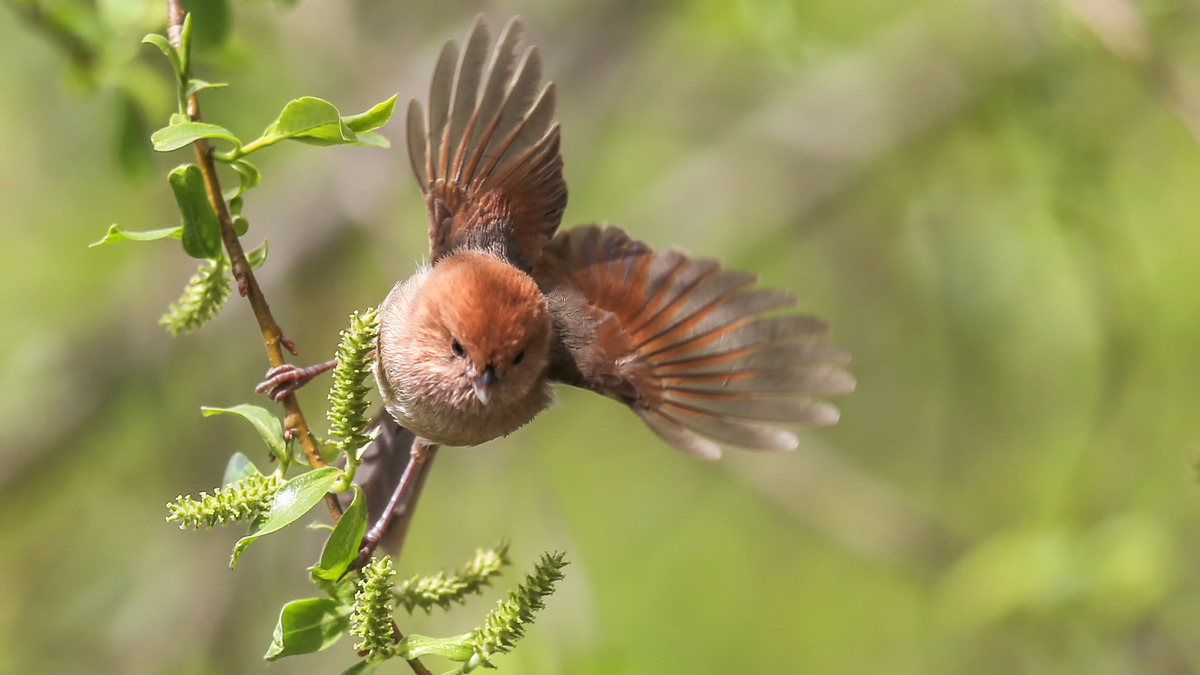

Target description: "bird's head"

left=411, top=251, right=552, bottom=409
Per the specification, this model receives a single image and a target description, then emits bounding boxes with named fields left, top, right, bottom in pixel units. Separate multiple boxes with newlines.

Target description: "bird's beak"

left=472, top=365, right=496, bottom=405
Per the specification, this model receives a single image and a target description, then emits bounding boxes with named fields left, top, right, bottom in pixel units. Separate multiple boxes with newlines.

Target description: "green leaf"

left=311, top=487, right=366, bottom=583
left=227, top=194, right=249, bottom=236
left=223, top=159, right=260, bottom=201
left=343, top=95, right=397, bottom=133
left=340, top=661, right=380, bottom=675
left=264, top=597, right=350, bottom=660
left=223, top=452, right=260, bottom=485
left=271, top=97, right=345, bottom=138
left=396, top=633, right=475, bottom=661
left=184, top=79, right=228, bottom=99
left=233, top=160, right=260, bottom=189
left=153, top=121, right=241, bottom=153
left=202, top=404, right=286, bottom=464
left=89, top=224, right=181, bottom=247
left=178, top=12, right=193, bottom=77
left=246, top=240, right=268, bottom=269
left=313, top=574, right=359, bottom=603
left=237, top=96, right=399, bottom=156
left=289, top=126, right=358, bottom=146
left=350, top=131, right=390, bottom=149
left=231, top=467, right=342, bottom=567
left=243, top=97, right=359, bottom=153
left=168, top=164, right=221, bottom=259
left=141, top=33, right=181, bottom=77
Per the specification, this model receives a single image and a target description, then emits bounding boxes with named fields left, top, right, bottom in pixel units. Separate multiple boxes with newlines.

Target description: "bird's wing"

left=536, top=225, right=855, bottom=459
left=408, top=15, right=567, bottom=270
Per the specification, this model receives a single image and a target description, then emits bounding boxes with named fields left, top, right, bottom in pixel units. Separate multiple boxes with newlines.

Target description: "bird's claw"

left=255, top=364, right=302, bottom=401
left=255, top=361, right=335, bottom=401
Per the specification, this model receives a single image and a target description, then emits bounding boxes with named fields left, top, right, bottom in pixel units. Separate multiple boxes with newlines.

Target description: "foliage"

left=90, top=12, right=395, bottom=334
left=78, top=8, right=567, bottom=673
left=12, top=0, right=1200, bottom=673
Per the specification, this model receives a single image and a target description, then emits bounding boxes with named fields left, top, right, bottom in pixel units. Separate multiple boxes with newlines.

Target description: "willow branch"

left=163, top=1, right=341, bottom=522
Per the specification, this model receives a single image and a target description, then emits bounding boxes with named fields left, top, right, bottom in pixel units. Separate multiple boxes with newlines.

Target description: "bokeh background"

left=4, top=0, right=1200, bottom=672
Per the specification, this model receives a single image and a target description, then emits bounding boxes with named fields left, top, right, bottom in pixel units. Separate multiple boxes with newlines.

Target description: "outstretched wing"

left=536, top=225, right=854, bottom=459
left=408, top=15, right=567, bottom=270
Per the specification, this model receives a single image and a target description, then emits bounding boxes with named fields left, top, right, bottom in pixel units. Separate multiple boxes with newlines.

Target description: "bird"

left=260, top=14, right=854, bottom=556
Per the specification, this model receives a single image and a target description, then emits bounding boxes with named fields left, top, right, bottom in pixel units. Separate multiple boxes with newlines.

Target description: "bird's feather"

left=408, top=15, right=567, bottom=270
left=536, top=225, right=854, bottom=459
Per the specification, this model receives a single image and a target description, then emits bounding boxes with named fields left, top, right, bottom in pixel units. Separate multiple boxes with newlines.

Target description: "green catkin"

left=160, top=257, right=232, bottom=335
left=394, top=542, right=512, bottom=613
left=467, top=552, right=568, bottom=669
left=166, top=473, right=282, bottom=529
left=350, top=555, right=397, bottom=659
left=328, top=308, right=379, bottom=457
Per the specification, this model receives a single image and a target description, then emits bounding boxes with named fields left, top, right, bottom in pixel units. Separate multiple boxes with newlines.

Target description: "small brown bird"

left=266, top=15, right=853, bottom=457
left=262, top=15, right=853, bottom=555
left=373, top=15, right=854, bottom=458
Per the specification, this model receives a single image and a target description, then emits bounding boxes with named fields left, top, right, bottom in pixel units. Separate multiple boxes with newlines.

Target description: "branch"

left=158, top=8, right=434, bottom=675
left=162, top=1, right=341, bottom=522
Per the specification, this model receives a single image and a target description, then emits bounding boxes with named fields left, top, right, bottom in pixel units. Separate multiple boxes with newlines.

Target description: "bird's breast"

left=382, top=376, right=551, bottom=447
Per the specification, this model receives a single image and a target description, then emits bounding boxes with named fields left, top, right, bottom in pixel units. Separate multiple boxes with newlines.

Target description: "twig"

left=158, top=8, right=434, bottom=675
left=163, top=0, right=341, bottom=522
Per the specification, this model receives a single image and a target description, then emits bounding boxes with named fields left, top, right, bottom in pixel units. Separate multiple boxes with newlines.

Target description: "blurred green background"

left=4, top=0, right=1200, bottom=672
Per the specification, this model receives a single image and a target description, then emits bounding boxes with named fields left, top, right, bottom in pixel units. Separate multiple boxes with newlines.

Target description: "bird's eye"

left=513, top=350, right=525, bottom=366
left=451, top=338, right=465, bottom=358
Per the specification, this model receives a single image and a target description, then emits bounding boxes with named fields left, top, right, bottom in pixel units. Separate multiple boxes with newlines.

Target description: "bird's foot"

left=255, top=360, right=337, bottom=401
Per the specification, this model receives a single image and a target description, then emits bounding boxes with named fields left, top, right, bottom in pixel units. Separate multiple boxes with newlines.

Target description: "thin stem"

left=163, top=1, right=341, bottom=522
left=213, top=135, right=275, bottom=162
left=337, top=447, right=363, bottom=492
left=159, top=9, right=434, bottom=675
left=394, top=627, right=435, bottom=675
left=159, top=11, right=431, bottom=673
